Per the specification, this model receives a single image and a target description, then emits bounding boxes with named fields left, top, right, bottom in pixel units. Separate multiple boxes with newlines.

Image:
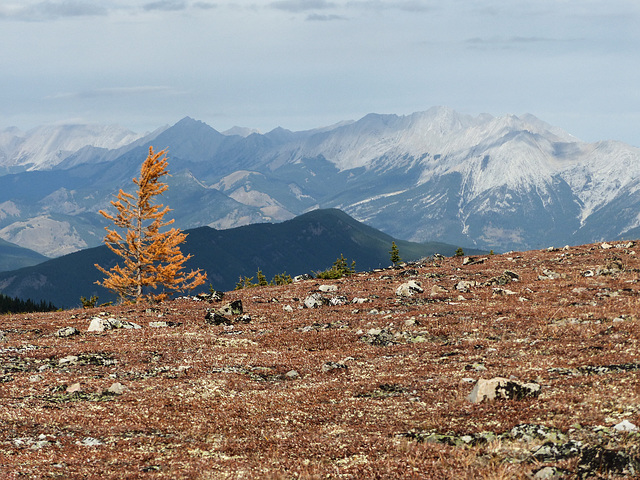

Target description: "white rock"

left=304, top=293, right=328, bottom=308
left=534, top=466, right=563, bottom=479
left=455, top=280, right=476, bottom=292
left=56, top=326, right=80, bottom=338
left=107, top=382, right=126, bottom=395
left=613, top=420, right=638, bottom=432
left=492, top=287, right=517, bottom=296
left=404, top=317, right=418, bottom=327
left=59, top=355, right=78, bottom=365
left=319, top=284, right=338, bottom=292
left=283, top=305, right=294, bottom=312
left=149, top=321, right=169, bottom=328
left=601, top=242, right=613, bottom=249
left=77, top=437, right=103, bottom=447
left=87, top=317, right=112, bottom=333
left=329, top=296, right=348, bottom=306
left=395, top=281, right=423, bottom=297
left=352, top=297, right=369, bottom=304
left=66, top=382, right=82, bottom=393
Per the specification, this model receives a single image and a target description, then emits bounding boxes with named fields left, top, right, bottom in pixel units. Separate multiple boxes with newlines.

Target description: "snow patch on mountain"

left=39, top=188, right=85, bottom=215
left=0, top=216, right=88, bottom=257
left=350, top=189, right=410, bottom=208
left=214, top=171, right=259, bottom=192
left=0, top=201, right=20, bottom=220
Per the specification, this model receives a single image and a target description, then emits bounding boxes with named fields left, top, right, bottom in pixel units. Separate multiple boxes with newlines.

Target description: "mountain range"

left=0, top=209, right=482, bottom=308
left=1, top=106, right=639, bottom=258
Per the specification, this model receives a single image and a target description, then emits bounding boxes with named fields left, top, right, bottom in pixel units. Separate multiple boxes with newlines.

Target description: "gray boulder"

left=56, top=326, right=80, bottom=338
left=87, top=317, right=112, bottom=333
left=217, top=300, right=243, bottom=317
left=455, top=280, right=476, bottom=293
left=304, top=293, right=329, bottom=308
left=294, top=274, right=313, bottom=282
left=87, top=317, right=141, bottom=333
left=205, top=300, right=248, bottom=325
left=396, top=280, right=424, bottom=297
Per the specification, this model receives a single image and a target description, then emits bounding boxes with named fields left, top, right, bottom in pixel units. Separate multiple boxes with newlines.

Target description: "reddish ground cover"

left=1, top=241, right=640, bottom=479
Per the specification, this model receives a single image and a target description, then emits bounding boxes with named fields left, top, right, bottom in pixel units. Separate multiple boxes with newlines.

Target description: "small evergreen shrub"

left=256, top=269, right=268, bottom=286
left=235, top=276, right=256, bottom=290
left=271, top=272, right=292, bottom=285
left=80, top=295, right=99, bottom=309
left=315, top=254, right=356, bottom=279
left=389, top=241, right=402, bottom=266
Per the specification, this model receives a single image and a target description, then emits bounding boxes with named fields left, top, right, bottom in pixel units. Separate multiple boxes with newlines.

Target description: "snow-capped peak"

left=0, top=124, right=142, bottom=171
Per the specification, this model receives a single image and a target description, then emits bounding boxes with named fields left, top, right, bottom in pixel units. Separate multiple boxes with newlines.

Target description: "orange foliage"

left=95, top=146, right=206, bottom=303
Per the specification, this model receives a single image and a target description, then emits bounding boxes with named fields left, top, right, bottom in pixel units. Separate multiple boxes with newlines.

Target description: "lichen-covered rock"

left=87, top=317, right=112, bottom=333
left=329, top=295, right=348, bottom=306
left=510, top=424, right=566, bottom=443
left=106, top=382, right=126, bottom=395
left=217, top=300, right=243, bottom=317
left=577, top=445, right=640, bottom=478
left=532, top=466, right=572, bottom=479
left=205, top=300, right=245, bottom=325
left=322, top=362, right=347, bottom=373
left=319, top=284, right=338, bottom=293
left=395, top=280, right=423, bottom=297
left=304, top=293, right=329, bottom=308
left=87, top=317, right=140, bottom=332
left=467, top=377, right=541, bottom=403
left=205, top=310, right=230, bottom=325
left=56, top=326, right=80, bottom=338
left=613, top=419, right=638, bottom=432
left=360, top=328, right=397, bottom=347
left=531, top=440, right=582, bottom=461
left=455, top=280, right=476, bottom=292
left=195, top=290, right=224, bottom=302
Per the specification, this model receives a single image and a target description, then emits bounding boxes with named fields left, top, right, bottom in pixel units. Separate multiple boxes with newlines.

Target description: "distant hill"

left=0, top=209, right=483, bottom=308
left=0, top=238, right=48, bottom=272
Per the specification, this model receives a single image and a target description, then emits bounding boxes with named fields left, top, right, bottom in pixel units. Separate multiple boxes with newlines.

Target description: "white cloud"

left=0, top=1, right=108, bottom=21
left=346, top=1, right=433, bottom=12
left=193, top=2, right=217, bottom=9
left=48, top=86, right=176, bottom=100
left=0, top=0, right=639, bottom=146
left=270, top=0, right=336, bottom=13
left=143, top=0, right=188, bottom=11
left=306, top=13, right=346, bottom=21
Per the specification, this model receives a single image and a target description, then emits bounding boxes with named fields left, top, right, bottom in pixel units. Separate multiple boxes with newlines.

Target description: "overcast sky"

left=1, top=0, right=639, bottom=145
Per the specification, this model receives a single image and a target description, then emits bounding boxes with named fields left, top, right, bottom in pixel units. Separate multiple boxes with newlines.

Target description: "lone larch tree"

left=95, top=146, right=206, bottom=303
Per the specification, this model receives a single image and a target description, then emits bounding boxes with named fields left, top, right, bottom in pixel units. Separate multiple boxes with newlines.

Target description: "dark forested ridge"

left=0, top=209, right=484, bottom=308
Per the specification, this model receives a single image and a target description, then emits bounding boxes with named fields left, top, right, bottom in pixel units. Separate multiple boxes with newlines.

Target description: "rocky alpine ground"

left=1, top=241, right=640, bottom=479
